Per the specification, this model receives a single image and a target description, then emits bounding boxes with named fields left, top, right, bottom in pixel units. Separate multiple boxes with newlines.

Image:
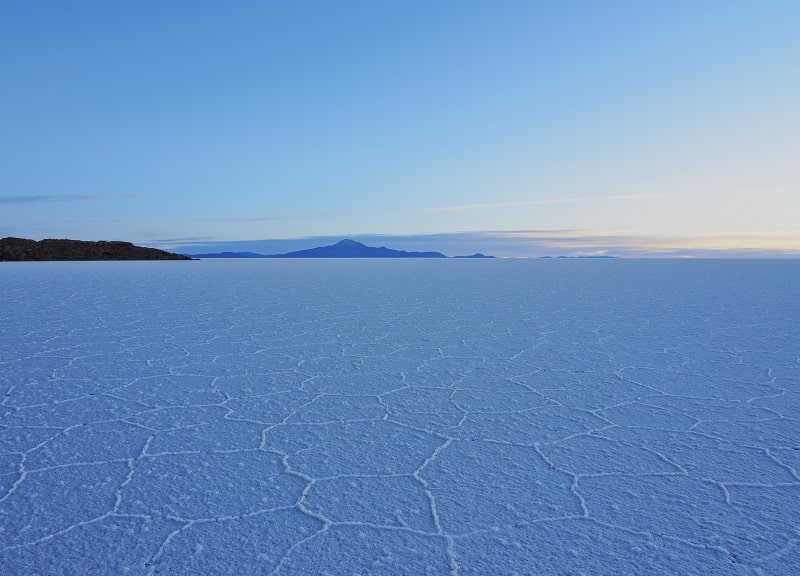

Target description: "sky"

left=1, top=0, right=798, bottom=257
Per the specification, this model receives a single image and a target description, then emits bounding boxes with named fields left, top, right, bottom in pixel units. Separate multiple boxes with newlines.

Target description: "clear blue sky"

left=2, top=1, right=798, bottom=256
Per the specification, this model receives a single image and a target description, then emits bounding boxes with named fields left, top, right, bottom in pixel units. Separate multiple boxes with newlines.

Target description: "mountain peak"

left=262, top=239, right=447, bottom=258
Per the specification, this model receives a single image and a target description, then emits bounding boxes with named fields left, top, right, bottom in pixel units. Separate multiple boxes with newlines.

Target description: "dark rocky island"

left=0, top=237, right=193, bottom=261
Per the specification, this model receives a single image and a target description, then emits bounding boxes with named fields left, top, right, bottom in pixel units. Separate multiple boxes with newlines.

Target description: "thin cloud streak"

left=419, top=197, right=585, bottom=212
left=417, top=193, right=684, bottom=213
left=187, top=210, right=359, bottom=224
left=149, top=236, right=221, bottom=244
left=0, top=195, right=99, bottom=204
left=1, top=194, right=143, bottom=204
left=202, top=216, right=286, bottom=223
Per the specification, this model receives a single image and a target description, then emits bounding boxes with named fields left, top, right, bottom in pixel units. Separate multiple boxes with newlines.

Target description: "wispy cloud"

left=184, top=209, right=371, bottom=224
left=0, top=195, right=99, bottom=204
left=417, top=193, right=684, bottom=213
left=419, top=198, right=583, bottom=212
left=1, top=194, right=142, bottom=204
left=148, top=236, right=220, bottom=244
left=190, top=216, right=286, bottom=223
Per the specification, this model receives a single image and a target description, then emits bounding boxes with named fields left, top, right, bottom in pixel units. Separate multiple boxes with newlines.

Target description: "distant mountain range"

left=186, top=239, right=495, bottom=259
left=1, top=237, right=193, bottom=261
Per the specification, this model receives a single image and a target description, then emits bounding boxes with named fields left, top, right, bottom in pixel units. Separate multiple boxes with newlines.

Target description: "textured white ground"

left=1, top=259, right=798, bottom=575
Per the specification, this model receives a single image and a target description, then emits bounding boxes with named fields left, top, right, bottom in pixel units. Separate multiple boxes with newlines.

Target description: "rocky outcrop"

left=0, top=237, right=193, bottom=261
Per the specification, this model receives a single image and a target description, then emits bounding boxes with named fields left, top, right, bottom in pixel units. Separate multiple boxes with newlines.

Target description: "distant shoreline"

left=184, top=238, right=496, bottom=259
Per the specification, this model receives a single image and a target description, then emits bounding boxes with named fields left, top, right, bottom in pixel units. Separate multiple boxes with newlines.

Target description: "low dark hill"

left=0, top=237, right=193, bottom=261
left=263, top=239, right=448, bottom=258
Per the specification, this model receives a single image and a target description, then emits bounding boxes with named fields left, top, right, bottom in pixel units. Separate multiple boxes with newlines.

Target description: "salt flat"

left=1, top=259, right=798, bottom=575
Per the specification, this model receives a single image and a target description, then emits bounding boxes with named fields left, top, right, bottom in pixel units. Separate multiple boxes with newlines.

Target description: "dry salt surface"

left=1, top=259, right=798, bottom=575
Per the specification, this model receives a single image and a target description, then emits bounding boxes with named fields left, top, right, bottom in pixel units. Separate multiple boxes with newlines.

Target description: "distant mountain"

left=264, top=239, right=447, bottom=258
left=185, top=239, right=499, bottom=259
left=1, top=237, right=193, bottom=261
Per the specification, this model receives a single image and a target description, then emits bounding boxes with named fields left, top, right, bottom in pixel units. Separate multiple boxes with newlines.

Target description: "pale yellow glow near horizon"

left=488, top=230, right=800, bottom=255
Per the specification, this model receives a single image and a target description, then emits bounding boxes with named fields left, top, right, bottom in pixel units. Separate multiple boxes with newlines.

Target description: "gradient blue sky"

left=2, top=0, right=798, bottom=257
